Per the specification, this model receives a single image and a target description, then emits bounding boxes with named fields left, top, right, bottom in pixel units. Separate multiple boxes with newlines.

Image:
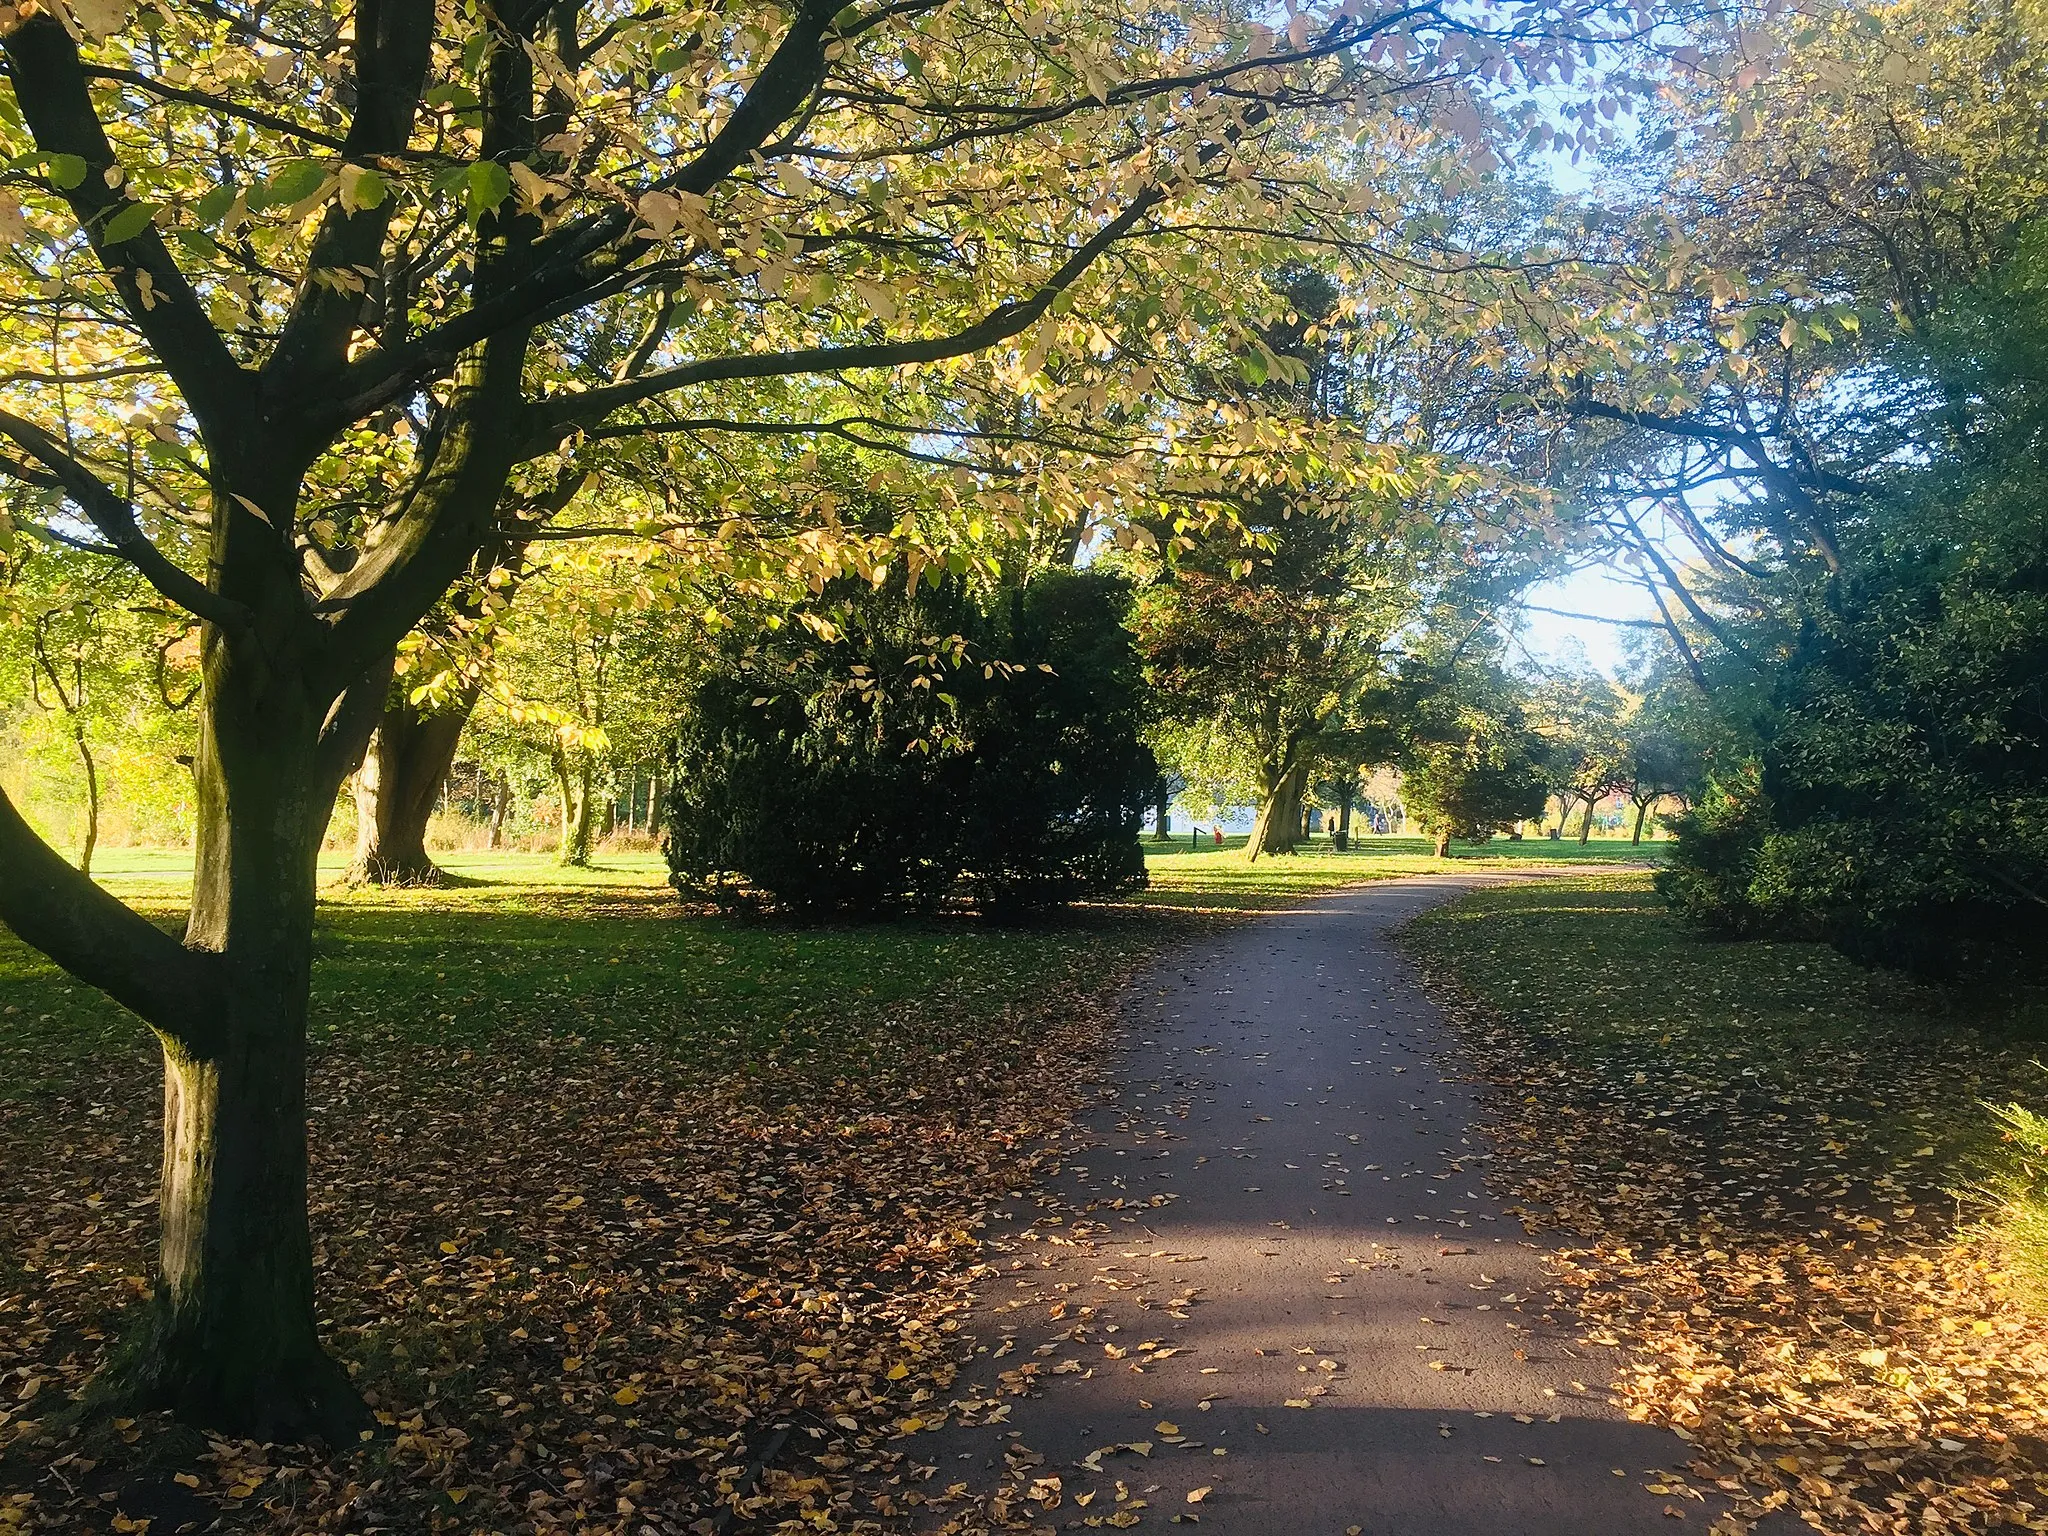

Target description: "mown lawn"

left=1128, top=830, right=1655, bottom=911
left=1402, top=872, right=2048, bottom=1534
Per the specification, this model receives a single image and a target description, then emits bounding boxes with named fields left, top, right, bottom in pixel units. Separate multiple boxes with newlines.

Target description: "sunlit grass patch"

left=1984, top=1098, right=2048, bottom=1310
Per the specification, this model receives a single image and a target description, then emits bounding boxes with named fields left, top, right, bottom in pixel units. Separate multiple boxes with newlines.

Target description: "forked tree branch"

left=1, top=9, right=254, bottom=435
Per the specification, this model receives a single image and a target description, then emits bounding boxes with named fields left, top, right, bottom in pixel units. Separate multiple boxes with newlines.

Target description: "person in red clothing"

left=1212, top=825, right=1224, bottom=846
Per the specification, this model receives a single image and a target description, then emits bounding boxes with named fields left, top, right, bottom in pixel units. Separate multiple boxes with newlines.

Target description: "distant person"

left=1213, top=826, right=1224, bottom=846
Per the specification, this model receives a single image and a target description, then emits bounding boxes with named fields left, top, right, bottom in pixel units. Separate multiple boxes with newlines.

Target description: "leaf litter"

left=0, top=882, right=1167, bottom=1535
left=1406, top=875, right=2048, bottom=1535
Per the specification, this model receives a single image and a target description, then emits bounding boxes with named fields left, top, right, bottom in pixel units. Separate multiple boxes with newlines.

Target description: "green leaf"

left=262, top=158, right=325, bottom=208
left=44, top=154, right=88, bottom=190
left=900, top=47, right=924, bottom=77
left=339, top=165, right=387, bottom=213
left=464, top=160, right=511, bottom=224
left=99, top=201, right=159, bottom=244
left=194, top=183, right=237, bottom=225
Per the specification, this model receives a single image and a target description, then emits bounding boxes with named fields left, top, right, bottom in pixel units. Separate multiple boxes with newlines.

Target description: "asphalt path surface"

left=920, top=872, right=1792, bottom=1535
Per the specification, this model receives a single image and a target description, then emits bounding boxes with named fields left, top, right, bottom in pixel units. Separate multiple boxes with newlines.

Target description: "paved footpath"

left=919, top=873, right=1791, bottom=1535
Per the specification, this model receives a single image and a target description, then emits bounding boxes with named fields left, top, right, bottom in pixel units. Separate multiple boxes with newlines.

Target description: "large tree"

left=1133, top=254, right=1554, bottom=859
left=0, top=0, right=1636, bottom=1438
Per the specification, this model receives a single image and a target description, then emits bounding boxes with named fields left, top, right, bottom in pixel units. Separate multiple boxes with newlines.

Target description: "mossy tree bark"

left=553, top=748, right=595, bottom=866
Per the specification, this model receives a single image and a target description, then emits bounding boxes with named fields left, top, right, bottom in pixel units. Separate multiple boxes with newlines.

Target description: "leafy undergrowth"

left=1404, top=873, right=2048, bottom=1536
left=0, top=871, right=1156, bottom=1535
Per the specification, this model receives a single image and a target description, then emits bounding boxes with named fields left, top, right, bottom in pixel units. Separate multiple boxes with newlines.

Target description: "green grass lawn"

left=3, top=850, right=1136, bottom=1093
left=1402, top=870, right=2047, bottom=1215
left=4, top=836, right=1663, bottom=1085
left=1128, top=830, right=1657, bottom=911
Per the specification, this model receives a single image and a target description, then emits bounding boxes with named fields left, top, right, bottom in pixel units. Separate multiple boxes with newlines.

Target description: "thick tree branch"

left=0, top=787, right=224, bottom=1052
left=317, top=0, right=1380, bottom=428
left=1615, top=504, right=1756, bottom=666
left=314, top=653, right=397, bottom=801
left=1569, top=396, right=1854, bottom=570
left=263, top=0, right=436, bottom=420
left=1638, top=577, right=1711, bottom=691
left=312, top=337, right=533, bottom=691
left=318, top=0, right=843, bottom=429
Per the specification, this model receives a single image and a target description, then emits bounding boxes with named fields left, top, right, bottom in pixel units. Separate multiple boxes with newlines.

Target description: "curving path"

left=921, top=873, right=1792, bottom=1534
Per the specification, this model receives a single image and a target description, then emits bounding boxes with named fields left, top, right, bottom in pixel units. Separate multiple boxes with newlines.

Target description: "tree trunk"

left=350, top=699, right=471, bottom=885
left=1332, top=782, right=1353, bottom=852
left=487, top=775, right=511, bottom=850
left=1246, top=758, right=1308, bottom=861
left=647, top=766, right=663, bottom=836
left=1632, top=797, right=1651, bottom=844
left=1555, top=795, right=1579, bottom=840
left=1578, top=796, right=1597, bottom=845
left=75, top=729, right=99, bottom=879
left=555, top=750, right=593, bottom=866
left=1152, top=778, right=1171, bottom=842
left=1432, top=826, right=1451, bottom=858
left=92, top=648, right=368, bottom=1441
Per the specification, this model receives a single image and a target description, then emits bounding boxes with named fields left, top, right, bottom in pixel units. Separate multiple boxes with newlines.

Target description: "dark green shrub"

left=663, top=571, right=1152, bottom=917
left=1657, top=242, right=2048, bottom=979
left=953, top=576, right=1153, bottom=915
left=1654, top=775, right=1784, bottom=939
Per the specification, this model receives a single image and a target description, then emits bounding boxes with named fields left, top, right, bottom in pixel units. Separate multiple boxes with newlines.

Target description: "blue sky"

left=1513, top=564, right=1662, bottom=675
